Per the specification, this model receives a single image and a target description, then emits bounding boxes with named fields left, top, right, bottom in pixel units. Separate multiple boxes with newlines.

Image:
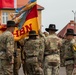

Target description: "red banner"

left=0, top=0, right=15, bottom=8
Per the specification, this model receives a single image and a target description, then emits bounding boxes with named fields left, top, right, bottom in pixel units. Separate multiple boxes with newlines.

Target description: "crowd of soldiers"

left=0, top=20, right=76, bottom=75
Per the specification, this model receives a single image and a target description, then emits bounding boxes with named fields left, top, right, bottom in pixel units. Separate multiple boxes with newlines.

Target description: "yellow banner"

left=13, top=17, right=39, bottom=41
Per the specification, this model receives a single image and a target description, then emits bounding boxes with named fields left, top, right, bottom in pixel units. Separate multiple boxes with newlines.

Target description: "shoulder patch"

left=73, top=44, right=76, bottom=51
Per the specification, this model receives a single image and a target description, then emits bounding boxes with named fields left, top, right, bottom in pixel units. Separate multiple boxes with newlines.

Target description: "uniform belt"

left=26, top=55, right=37, bottom=58
left=65, top=58, right=74, bottom=61
left=44, top=52, right=59, bottom=57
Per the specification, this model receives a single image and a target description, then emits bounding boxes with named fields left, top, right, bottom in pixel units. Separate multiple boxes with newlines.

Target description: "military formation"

left=0, top=20, right=76, bottom=75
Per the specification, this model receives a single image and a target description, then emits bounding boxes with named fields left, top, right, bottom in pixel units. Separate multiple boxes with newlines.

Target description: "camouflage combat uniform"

left=44, top=33, right=62, bottom=75
left=20, top=38, right=27, bottom=75
left=60, top=39, right=76, bottom=75
left=23, top=38, right=44, bottom=75
left=14, top=41, right=22, bottom=75
left=0, top=31, right=14, bottom=75
left=60, top=39, right=65, bottom=67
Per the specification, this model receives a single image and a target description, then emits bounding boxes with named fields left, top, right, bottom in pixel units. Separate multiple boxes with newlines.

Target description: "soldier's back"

left=0, top=31, right=14, bottom=75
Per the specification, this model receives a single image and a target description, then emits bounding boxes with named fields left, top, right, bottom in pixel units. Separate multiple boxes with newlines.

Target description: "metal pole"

left=72, top=10, right=76, bottom=34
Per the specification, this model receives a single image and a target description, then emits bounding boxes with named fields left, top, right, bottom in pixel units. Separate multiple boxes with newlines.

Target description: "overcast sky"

left=37, top=0, right=76, bottom=33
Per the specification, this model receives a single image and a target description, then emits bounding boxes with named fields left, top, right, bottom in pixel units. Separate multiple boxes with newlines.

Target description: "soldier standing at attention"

left=0, top=20, right=16, bottom=75
left=14, top=41, right=22, bottom=75
left=44, top=24, right=62, bottom=75
left=19, top=38, right=27, bottom=75
left=23, top=30, right=44, bottom=75
left=18, top=38, right=27, bottom=75
left=60, top=29, right=76, bottom=75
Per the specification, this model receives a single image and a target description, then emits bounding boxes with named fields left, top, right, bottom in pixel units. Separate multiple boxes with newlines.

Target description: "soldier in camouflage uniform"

left=23, top=30, right=44, bottom=75
left=38, top=30, right=46, bottom=74
left=0, top=20, right=16, bottom=75
left=19, top=38, right=27, bottom=75
left=14, top=41, right=22, bottom=75
left=60, top=29, right=76, bottom=75
left=44, top=24, right=62, bottom=75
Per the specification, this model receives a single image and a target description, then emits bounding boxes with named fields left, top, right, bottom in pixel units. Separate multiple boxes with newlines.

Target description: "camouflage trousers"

left=25, top=62, right=44, bottom=75
left=44, top=55, right=60, bottom=75
left=22, top=60, right=27, bottom=75
left=0, top=59, right=13, bottom=75
left=25, top=57, right=44, bottom=75
left=13, top=53, right=21, bottom=75
left=65, top=64, right=74, bottom=75
left=44, top=64, right=60, bottom=75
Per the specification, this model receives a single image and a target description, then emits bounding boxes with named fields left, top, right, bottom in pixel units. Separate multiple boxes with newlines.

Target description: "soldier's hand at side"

left=38, top=29, right=41, bottom=33
left=74, top=64, right=76, bottom=68
left=9, top=56, right=14, bottom=64
left=10, top=59, right=14, bottom=64
left=22, top=60, right=24, bottom=64
left=39, top=62, right=43, bottom=68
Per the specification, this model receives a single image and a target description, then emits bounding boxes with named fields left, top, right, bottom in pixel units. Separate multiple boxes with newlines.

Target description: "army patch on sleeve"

left=73, top=44, right=76, bottom=51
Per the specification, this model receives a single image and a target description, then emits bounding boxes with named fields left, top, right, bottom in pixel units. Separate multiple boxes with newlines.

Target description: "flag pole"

left=72, top=10, right=76, bottom=35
